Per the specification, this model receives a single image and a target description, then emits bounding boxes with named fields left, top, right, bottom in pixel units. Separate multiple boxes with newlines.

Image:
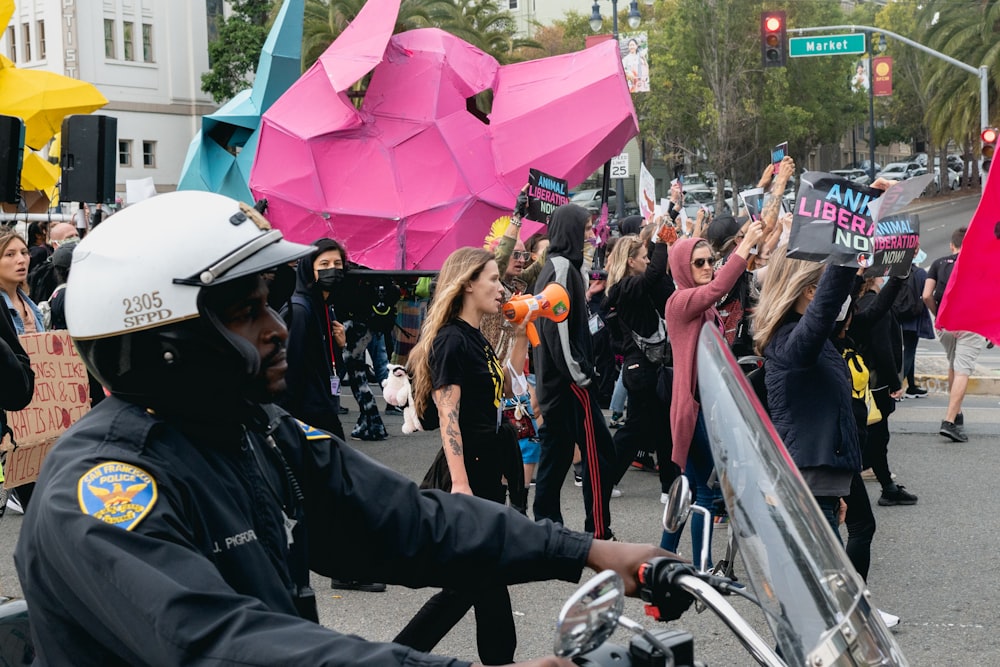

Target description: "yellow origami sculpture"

left=0, top=0, right=108, bottom=205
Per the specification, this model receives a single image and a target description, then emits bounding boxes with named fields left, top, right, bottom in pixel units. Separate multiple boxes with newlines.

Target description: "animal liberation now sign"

left=789, top=34, right=866, bottom=58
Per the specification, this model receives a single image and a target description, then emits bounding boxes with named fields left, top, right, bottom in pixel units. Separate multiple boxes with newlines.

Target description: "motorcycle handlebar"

left=638, top=558, right=786, bottom=667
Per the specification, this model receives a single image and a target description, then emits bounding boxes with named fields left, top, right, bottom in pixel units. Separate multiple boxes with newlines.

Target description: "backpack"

left=891, top=272, right=923, bottom=320
left=842, top=347, right=882, bottom=425
left=344, top=273, right=402, bottom=334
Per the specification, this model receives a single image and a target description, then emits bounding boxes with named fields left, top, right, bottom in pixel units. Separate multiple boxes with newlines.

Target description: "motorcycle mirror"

left=553, top=570, right=625, bottom=658
left=662, top=475, right=692, bottom=533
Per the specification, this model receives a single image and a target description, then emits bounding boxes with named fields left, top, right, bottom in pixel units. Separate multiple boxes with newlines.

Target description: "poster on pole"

left=873, top=56, right=893, bottom=97
left=851, top=59, right=869, bottom=92
left=619, top=32, right=650, bottom=93
left=526, top=168, right=569, bottom=223
left=639, top=162, right=656, bottom=220
left=1, top=331, right=92, bottom=488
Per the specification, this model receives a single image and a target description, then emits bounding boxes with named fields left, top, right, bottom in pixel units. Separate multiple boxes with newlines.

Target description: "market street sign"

left=789, top=34, right=866, bottom=58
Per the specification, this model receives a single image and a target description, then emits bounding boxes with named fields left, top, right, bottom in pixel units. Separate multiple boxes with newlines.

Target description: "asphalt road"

left=2, top=384, right=998, bottom=666
left=0, top=193, right=994, bottom=665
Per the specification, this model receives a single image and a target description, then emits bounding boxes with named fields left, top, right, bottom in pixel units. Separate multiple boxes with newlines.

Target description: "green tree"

left=202, top=0, right=277, bottom=104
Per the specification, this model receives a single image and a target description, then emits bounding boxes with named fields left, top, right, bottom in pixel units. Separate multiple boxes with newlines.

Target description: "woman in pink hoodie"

left=662, top=222, right=763, bottom=560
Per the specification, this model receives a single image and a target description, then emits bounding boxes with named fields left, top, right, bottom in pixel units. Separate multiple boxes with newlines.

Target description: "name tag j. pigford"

left=78, top=461, right=158, bottom=531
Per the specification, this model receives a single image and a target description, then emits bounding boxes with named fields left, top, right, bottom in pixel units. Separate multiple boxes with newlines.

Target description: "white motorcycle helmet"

left=67, top=191, right=312, bottom=411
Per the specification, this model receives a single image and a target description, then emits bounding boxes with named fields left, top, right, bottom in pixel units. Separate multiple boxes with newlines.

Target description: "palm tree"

left=301, top=0, right=447, bottom=70
left=429, top=0, right=541, bottom=66
left=918, top=0, right=1000, bottom=185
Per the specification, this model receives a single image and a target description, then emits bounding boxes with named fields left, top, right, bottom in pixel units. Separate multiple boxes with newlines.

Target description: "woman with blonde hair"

left=603, top=227, right=675, bottom=501
left=399, top=246, right=521, bottom=664
left=752, top=245, right=861, bottom=532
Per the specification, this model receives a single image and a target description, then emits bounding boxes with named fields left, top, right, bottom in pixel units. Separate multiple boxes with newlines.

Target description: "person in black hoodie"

left=279, top=239, right=348, bottom=441
left=532, top=204, right=616, bottom=540
left=604, top=229, right=677, bottom=500
left=849, top=274, right=918, bottom=507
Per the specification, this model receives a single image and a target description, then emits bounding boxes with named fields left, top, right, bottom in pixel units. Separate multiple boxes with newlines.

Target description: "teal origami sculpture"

left=176, top=0, right=302, bottom=201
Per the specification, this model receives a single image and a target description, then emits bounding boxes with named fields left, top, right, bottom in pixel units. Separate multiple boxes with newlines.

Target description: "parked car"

left=830, top=169, right=871, bottom=185
left=877, top=161, right=923, bottom=181
left=569, top=189, right=638, bottom=216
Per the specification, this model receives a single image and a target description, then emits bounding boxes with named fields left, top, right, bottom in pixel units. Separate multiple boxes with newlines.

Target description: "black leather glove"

left=514, top=192, right=529, bottom=219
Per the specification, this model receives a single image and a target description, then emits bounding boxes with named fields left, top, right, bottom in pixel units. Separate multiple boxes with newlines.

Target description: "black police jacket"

left=15, top=396, right=592, bottom=666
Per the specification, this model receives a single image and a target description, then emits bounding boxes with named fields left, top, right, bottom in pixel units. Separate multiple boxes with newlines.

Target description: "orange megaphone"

left=502, top=282, right=570, bottom=346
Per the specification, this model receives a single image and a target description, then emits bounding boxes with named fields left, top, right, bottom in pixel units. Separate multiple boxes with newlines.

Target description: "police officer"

left=14, top=192, right=676, bottom=666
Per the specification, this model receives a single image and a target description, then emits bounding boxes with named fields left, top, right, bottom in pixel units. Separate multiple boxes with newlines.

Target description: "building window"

left=37, top=20, right=45, bottom=59
left=123, top=21, right=135, bottom=61
left=141, top=24, right=153, bottom=62
left=142, top=141, right=156, bottom=168
left=104, top=19, right=116, bottom=58
left=509, top=0, right=517, bottom=7
left=6, top=27, right=14, bottom=63
left=118, top=140, right=132, bottom=167
left=22, top=23, right=31, bottom=61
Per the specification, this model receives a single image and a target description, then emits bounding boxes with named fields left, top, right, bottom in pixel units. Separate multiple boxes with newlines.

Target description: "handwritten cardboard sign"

left=526, top=168, right=569, bottom=223
left=2, top=331, right=91, bottom=488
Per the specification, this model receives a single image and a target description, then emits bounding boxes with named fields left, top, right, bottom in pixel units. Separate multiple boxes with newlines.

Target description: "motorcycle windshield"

left=696, top=324, right=907, bottom=666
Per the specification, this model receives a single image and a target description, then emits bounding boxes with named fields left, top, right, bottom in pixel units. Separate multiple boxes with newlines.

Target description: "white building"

left=506, top=0, right=588, bottom=37
left=0, top=0, right=220, bottom=194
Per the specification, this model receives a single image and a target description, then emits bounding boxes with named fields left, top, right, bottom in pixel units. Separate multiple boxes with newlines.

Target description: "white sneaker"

left=611, top=486, right=622, bottom=498
left=878, top=609, right=900, bottom=628
left=6, top=493, right=24, bottom=515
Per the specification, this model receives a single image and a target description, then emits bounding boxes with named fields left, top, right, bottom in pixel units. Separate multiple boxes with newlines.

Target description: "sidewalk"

left=914, top=347, right=1000, bottom=396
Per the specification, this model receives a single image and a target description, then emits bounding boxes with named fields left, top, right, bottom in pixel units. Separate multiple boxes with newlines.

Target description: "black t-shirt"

left=430, top=319, right=503, bottom=435
left=927, top=253, right=957, bottom=307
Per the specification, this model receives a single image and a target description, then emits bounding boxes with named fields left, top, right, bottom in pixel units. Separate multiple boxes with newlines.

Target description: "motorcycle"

left=552, top=324, right=908, bottom=666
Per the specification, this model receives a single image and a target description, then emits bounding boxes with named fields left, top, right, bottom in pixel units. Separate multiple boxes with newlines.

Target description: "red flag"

left=873, top=56, right=892, bottom=97
left=936, top=174, right=1000, bottom=344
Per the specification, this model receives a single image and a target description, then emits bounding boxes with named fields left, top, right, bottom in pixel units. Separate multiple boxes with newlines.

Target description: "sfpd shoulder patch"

left=295, top=419, right=332, bottom=441
left=78, top=462, right=158, bottom=531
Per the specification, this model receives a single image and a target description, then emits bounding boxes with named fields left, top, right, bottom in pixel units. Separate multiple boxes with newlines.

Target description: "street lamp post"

left=591, top=0, right=640, bottom=221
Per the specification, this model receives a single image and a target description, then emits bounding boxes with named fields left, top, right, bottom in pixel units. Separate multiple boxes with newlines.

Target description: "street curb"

left=913, top=373, right=1000, bottom=397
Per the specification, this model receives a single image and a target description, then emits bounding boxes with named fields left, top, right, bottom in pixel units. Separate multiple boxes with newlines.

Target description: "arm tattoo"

left=445, top=409, right=462, bottom=457
left=434, top=385, right=463, bottom=458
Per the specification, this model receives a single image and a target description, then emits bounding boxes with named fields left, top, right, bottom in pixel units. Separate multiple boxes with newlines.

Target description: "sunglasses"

left=511, top=251, right=531, bottom=261
left=691, top=257, right=714, bottom=269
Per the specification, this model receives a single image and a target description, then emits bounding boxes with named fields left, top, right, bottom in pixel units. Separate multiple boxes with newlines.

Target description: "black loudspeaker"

left=61, top=114, right=117, bottom=203
left=0, top=115, right=25, bottom=204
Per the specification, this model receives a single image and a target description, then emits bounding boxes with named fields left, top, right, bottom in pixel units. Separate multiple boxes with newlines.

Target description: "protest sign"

left=865, top=214, right=920, bottom=277
left=787, top=172, right=931, bottom=268
left=1, top=331, right=91, bottom=488
left=771, top=142, right=788, bottom=176
left=740, top=187, right=765, bottom=220
left=526, top=168, right=569, bottom=223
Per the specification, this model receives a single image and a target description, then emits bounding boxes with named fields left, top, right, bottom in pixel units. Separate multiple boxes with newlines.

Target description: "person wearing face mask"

left=849, top=274, right=918, bottom=507
left=280, top=238, right=388, bottom=594
left=280, top=238, right=349, bottom=442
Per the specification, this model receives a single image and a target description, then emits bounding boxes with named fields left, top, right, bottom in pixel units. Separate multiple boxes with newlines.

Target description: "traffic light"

left=761, top=11, right=787, bottom=68
left=982, top=127, right=998, bottom=173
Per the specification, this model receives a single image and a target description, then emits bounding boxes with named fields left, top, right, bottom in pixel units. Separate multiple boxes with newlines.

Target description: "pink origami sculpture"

left=250, top=0, right=638, bottom=270
left=935, top=171, right=1000, bottom=345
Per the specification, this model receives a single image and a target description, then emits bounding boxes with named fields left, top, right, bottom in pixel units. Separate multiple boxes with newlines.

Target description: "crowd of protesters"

left=0, top=155, right=989, bottom=662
